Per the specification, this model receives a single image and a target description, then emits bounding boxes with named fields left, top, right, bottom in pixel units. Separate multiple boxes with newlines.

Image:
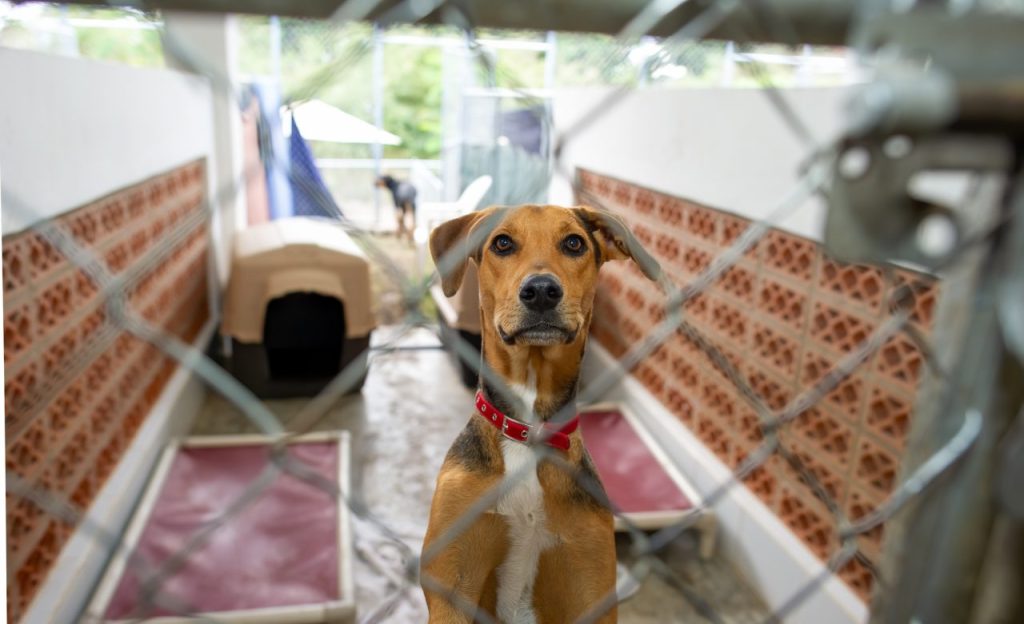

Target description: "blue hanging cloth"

left=288, top=117, right=342, bottom=219
left=252, top=81, right=293, bottom=220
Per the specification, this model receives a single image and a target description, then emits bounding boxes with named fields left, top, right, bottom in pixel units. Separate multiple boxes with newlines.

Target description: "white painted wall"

left=0, top=49, right=225, bottom=622
left=163, top=12, right=246, bottom=288
left=0, top=48, right=215, bottom=235
left=549, top=86, right=850, bottom=240
left=548, top=86, right=978, bottom=243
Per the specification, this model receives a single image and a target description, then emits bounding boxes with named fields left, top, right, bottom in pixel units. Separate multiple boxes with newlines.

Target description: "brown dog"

left=421, top=205, right=661, bottom=623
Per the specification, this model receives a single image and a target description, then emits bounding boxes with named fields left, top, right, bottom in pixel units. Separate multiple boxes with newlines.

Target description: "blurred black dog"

left=376, top=175, right=418, bottom=243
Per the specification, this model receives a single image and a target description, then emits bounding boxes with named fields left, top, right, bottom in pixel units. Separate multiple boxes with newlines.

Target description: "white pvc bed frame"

left=83, top=431, right=356, bottom=624
left=583, top=401, right=718, bottom=559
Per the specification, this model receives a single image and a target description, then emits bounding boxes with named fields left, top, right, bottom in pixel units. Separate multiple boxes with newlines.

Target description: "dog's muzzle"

left=498, top=274, right=577, bottom=346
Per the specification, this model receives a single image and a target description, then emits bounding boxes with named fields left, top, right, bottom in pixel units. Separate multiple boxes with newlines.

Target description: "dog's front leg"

left=422, top=468, right=508, bottom=623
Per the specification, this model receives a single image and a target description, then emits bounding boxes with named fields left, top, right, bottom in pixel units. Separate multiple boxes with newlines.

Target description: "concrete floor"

left=191, top=326, right=769, bottom=623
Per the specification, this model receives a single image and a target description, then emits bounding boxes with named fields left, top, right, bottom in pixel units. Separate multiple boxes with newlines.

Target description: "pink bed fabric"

left=105, top=442, right=339, bottom=618
left=580, top=409, right=693, bottom=513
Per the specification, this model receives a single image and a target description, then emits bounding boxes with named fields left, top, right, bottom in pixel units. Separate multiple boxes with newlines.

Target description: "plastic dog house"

left=222, top=218, right=375, bottom=397
left=84, top=432, right=355, bottom=623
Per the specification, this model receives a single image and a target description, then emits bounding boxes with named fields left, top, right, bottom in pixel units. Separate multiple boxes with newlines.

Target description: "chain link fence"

left=3, top=0, right=1023, bottom=623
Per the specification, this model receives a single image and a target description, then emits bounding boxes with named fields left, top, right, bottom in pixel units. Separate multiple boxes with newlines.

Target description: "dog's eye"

left=562, top=234, right=587, bottom=256
left=491, top=234, right=516, bottom=255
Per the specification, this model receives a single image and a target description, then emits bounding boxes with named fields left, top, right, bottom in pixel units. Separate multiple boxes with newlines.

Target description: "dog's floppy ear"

left=429, top=207, right=502, bottom=296
left=573, top=206, right=662, bottom=282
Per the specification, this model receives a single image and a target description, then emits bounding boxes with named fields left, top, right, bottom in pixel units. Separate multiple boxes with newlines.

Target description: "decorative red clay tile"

left=720, top=212, right=750, bottom=246
left=636, top=362, right=666, bottom=398
left=888, top=268, right=939, bottom=329
left=700, top=375, right=739, bottom=424
left=653, top=231, right=682, bottom=264
left=743, top=463, right=779, bottom=509
left=624, top=285, right=646, bottom=313
left=3, top=239, right=28, bottom=293
left=789, top=407, right=855, bottom=469
left=685, top=204, right=719, bottom=242
left=50, top=382, right=84, bottom=436
left=874, top=333, right=924, bottom=391
left=700, top=339, right=746, bottom=387
left=706, top=296, right=749, bottom=345
left=800, top=350, right=866, bottom=422
left=736, top=408, right=765, bottom=445
left=6, top=362, right=39, bottom=421
left=6, top=495, right=44, bottom=561
left=680, top=244, right=712, bottom=275
left=600, top=270, right=625, bottom=297
left=37, top=279, right=74, bottom=333
left=758, top=275, right=809, bottom=334
left=777, top=482, right=836, bottom=560
left=695, top=414, right=734, bottom=466
left=574, top=170, right=933, bottom=583
left=854, top=436, right=900, bottom=497
left=839, top=556, right=875, bottom=602
left=7, top=428, right=45, bottom=479
left=718, top=264, right=756, bottom=303
left=4, top=304, right=35, bottom=363
left=611, top=179, right=633, bottom=206
left=668, top=347, right=701, bottom=392
left=632, top=221, right=656, bottom=250
left=77, top=309, right=107, bottom=343
left=762, top=230, right=818, bottom=281
left=25, top=234, right=64, bottom=282
left=656, top=195, right=685, bottom=228
left=864, top=386, right=913, bottom=450
left=633, top=189, right=656, bottom=216
left=845, top=486, right=885, bottom=557
left=819, top=257, right=886, bottom=313
left=665, top=387, right=696, bottom=427
left=809, top=301, right=876, bottom=355
left=779, top=437, right=847, bottom=503
left=682, top=291, right=710, bottom=325
left=750, top=322, right=801, bottom=379
left=3, top=162, right=210, bottom=614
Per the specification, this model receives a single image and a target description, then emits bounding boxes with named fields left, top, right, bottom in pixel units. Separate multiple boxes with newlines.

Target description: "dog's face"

left=430, top=205, right=661, bottom=349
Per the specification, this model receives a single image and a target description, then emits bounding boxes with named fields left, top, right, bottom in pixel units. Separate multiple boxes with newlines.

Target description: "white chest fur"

left=495, top=440, right=555, bottom=624
left=494, top=368, right=554, bottom=623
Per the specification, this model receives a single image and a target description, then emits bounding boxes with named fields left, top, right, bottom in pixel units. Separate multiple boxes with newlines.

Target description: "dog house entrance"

left=263, top=292, right=346, bottom=380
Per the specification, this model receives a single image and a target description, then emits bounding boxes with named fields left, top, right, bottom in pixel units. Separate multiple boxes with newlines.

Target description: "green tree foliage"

left=383, top=45, right=442, bottom=159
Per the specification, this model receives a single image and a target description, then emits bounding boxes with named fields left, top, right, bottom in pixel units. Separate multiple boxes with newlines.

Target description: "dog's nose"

left=519, top=275, right=563, bottom=311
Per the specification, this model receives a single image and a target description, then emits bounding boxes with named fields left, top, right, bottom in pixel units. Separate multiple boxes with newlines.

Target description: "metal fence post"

left=871, top=172, right=1024, bottom=623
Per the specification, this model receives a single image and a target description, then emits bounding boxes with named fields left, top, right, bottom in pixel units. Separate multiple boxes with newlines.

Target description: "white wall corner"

left=163, top=12, right=246, bottom=290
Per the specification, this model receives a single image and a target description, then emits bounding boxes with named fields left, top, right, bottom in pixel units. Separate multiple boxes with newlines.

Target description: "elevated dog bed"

left=431, top=263, right=482, bottom=388
left=85, top=432, right=355, bottom=623
left=222, top=218, right=374, bottom=397
left=580, top=404, right=716, bottom=558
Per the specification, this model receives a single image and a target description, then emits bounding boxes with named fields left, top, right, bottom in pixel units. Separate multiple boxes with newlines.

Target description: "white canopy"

left=280, top=99, right=402, bottom=146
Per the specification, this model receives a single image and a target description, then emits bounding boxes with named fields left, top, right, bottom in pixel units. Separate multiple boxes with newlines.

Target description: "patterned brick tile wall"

left=3, top=161, right=210, bottom=622
left=579, top=168, right=939, bottom=600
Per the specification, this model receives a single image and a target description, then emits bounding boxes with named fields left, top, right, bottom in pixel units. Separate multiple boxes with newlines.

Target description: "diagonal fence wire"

left=2, top=1, right=1013, bottom=623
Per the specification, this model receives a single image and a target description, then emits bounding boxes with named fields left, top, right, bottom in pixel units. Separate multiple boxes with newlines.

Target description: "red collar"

left=474, top=391, right=579, bottom=451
